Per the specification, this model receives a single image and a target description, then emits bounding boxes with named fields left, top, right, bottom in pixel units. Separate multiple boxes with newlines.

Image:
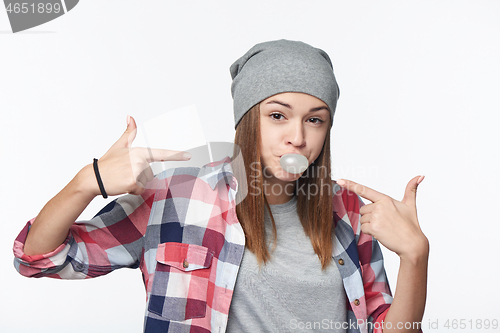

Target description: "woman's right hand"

left=91, top=115, right=192, bottom=196
left=23, top=115, right=190, bottom=256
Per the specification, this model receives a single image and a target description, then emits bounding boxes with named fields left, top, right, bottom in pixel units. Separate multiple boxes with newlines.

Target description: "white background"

left=1, top=1, right=499, bottom=332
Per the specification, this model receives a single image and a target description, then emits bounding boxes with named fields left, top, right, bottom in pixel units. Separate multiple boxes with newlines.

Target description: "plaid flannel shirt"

left=14, top=158, right=393, bottom=333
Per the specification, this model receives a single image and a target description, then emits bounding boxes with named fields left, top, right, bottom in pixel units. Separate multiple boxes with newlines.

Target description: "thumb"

left=114, top=115, right=137, bottom=148
left=401, top=175, right=425, bottom=207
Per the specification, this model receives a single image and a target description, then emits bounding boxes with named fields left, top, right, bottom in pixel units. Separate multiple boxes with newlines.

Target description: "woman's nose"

left=286, top=122, right=306, bottom=147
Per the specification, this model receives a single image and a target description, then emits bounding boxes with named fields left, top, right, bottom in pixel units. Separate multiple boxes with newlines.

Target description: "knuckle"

left=381, top=197, right=392, bottom=205
left=373, top=205, right=383, bottom=215
left=360, top=224, right=372, bottom=236
left=369, top=222, right=381, bottom=235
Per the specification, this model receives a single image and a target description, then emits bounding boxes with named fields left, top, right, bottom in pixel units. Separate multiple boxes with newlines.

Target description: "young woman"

left=14, top=40, right=428, bottom=333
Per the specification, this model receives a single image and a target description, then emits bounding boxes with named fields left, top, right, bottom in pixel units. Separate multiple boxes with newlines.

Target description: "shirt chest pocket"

left=148, top=242, right=215, bottom=321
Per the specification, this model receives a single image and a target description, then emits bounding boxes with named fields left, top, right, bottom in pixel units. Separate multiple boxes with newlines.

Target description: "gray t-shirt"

left=226, top=196, right=346, bottom=332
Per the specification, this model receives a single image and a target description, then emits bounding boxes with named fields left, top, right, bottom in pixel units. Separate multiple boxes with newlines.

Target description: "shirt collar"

left=161, top=156, right=337, bottom=212
left=199, top=156, right=237, bottom=191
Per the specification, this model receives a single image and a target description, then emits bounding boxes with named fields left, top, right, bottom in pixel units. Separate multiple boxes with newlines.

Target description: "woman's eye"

left=308, top=117, right=324, bottom=124
left=270, top=113, right=285, bottom=120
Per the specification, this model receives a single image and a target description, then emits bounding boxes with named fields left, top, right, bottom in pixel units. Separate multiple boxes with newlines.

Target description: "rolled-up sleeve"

left=13, top=187, right=156, bottom=279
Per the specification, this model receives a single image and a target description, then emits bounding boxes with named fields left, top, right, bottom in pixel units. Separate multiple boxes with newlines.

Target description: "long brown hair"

left=233, top=104, right=334, bottom=269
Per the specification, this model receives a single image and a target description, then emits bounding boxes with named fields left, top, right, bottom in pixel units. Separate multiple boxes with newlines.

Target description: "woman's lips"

left=279, top=152, right=300, bottom=158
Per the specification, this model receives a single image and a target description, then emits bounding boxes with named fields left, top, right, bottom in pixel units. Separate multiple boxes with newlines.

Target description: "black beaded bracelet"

left=93, top=158, right=108, bottom=199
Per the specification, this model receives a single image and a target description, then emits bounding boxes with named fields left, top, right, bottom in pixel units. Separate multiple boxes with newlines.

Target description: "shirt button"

left=183, top=259, right=189, bottom=268
left=338, top=259, right=344, bottom=265
left=354, top=299, right=360, bottom=306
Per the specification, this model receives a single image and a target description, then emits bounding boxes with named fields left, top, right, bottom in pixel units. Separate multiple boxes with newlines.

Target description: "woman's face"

left=259, top=92, right=330, bottom=185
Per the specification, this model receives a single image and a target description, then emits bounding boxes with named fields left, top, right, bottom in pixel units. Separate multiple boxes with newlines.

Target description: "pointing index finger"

left=139, top=148, right=192, bottom=163
left=336, top=179, right=387, bottom=203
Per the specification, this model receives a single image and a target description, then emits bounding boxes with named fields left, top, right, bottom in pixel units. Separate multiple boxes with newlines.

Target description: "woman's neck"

left=262, top=177, right=296, bottom=205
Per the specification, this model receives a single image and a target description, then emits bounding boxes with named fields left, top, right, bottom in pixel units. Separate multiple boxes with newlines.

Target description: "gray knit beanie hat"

left=230, top=39, right=340, bottom=128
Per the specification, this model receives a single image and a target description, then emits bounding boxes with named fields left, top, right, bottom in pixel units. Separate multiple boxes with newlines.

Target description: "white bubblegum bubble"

left=279, top=154, right=309, bottom=174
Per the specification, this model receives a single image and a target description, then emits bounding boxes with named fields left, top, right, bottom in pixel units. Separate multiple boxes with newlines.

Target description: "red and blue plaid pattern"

left=332, top=185, right=393, bottom=333
left=14, top=158, right=394, bottom=333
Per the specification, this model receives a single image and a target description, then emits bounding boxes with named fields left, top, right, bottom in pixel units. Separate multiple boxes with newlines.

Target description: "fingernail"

left=127, top=115, right=131, bottom=126
left=183, top=152, right=192, bottom=159
left=417, top=175, right=425, bottom=185
left=336, top=179, right=346, bottom=187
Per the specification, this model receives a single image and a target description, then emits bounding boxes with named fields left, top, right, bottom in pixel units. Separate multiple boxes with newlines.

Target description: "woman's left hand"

left=336, top=176, right=429, bottom=260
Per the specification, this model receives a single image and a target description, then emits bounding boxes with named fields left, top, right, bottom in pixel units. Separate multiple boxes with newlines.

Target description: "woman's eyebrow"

left=309, top=106, right=330, bottom=112
left=266, top=100, right=329, bottom=112
left=266, top=100, right=292, bottom=109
